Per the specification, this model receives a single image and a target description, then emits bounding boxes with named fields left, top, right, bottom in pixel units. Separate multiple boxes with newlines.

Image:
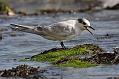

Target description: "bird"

left=10, top=18, right=95, bottom=49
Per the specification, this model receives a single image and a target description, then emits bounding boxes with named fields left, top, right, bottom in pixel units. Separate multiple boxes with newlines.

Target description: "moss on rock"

left=25, top=44, right=104, bottom=68
left=57, top=59, right=97, bottom=68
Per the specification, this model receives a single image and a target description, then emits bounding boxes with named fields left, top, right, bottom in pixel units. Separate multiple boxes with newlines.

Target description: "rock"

left=100, top=0, right=119, bottom=9
left=106, top=3, right=119, bottom=9
left=113, top=47, right=119, bottom=54
left=86, top=53, right=116, bottom=64
left=29, top=44, right=119, bottom=67
left=0, top=64, right=46, bottom=78
left=112, top=47, right=119, bottom=64
left=112, top=55, right=119, bottom=64
left=82, top=47, right=119, bottom=64
left=30, top=44, right=103, bottom=68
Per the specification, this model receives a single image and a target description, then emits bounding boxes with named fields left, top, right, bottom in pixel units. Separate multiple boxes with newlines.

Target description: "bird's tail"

left=10, top=24, right=38, bottom=34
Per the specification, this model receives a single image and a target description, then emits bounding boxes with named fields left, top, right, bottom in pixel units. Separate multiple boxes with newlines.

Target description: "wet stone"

left=83, top=53, right=116, bottom=64
left=82, top=47, right=119, bottom=64
left=106, top=3, right=119, bottom=10
left=114, top=47, right=119, bottom=54
left=0, top=64, right=46, bottom=78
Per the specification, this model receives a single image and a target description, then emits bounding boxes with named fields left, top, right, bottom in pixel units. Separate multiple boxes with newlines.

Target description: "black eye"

left=77, top=19, right=86, bottom=25
left=82, top=22, right=86, bottom=25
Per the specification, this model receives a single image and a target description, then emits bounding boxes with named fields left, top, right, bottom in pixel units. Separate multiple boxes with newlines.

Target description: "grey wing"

left=48, top=23, right=76, bottom=36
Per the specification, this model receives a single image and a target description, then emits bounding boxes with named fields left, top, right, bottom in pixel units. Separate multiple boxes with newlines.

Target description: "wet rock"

left=82, top=47, right=119, bottom=64
left=113, top=47, right=119, bottom=54
left=100, top=0, right=119, bottom=10
left=30, top=44, right=103, bottom=67
left=106, top=4, right=119, bottom=10
left=30, top=43, right=119, bottom=67
left=55, top=51, right=119, bottom=65
left=112, top=47, right=119, bottom=64
left=0, top=64, right=46, bottom=78
left=85, top=53, right=116, bottom=64
left=17, top=11, right=27, bottom=16
left=53, top=46, right=119, bottom=65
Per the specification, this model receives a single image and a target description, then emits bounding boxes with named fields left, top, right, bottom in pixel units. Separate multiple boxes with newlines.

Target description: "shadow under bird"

left=10, top=18, right=95, bottom=48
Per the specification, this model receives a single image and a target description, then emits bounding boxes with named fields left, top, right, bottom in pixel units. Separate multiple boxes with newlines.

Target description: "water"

left=0, top=10, right=119, bottom=79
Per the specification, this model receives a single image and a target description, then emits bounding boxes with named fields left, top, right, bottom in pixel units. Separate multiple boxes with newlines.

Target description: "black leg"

left=60, top=41, right=66, bottom=49
left=0, top=33, right=2, bottom=40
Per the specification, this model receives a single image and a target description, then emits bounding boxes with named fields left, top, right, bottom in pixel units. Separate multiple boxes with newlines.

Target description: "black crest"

left=77, top=18, right=86, bottom=25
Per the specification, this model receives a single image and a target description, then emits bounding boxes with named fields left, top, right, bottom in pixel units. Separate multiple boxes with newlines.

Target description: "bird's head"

left=76, top=18, right=95, bottom=35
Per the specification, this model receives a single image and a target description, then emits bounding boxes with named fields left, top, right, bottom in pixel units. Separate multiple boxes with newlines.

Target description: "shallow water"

left=0, top=10, right=119, bottom=79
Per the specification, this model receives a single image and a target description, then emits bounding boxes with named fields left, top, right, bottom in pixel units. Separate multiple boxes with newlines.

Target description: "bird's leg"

left=60, top=41, right=66, bottom=49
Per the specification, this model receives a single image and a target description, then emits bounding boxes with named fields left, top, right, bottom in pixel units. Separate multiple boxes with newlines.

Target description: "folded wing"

left=10, top=22, right=76, bottom=40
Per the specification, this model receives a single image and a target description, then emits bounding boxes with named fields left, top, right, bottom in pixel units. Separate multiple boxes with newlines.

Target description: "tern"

left=10, top=18, right=95, bottom=48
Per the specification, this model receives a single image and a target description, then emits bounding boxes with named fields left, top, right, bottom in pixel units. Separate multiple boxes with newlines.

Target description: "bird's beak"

left=88, top=26, right=95, bottom=30
left=85, top=26, right=95, bottom=35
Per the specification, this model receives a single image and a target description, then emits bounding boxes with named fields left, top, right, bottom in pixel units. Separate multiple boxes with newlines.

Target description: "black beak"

left=88, top=26, right=95, bottom=30
left=85, top=26, right=95, bottom=35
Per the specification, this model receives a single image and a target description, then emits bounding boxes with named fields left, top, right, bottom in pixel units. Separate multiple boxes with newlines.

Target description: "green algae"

left=24, top=44, right=104, bottom=68
left=57, top=59, right=97, bottom=68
